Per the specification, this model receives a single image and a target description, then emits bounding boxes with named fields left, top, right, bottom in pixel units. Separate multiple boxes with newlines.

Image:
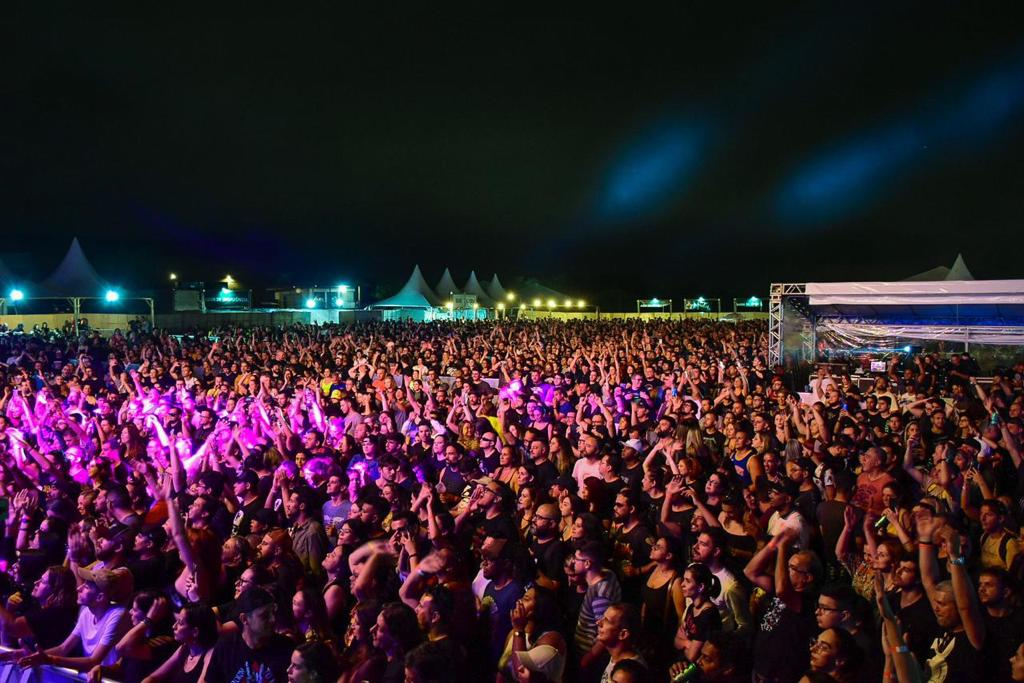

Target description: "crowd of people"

left=0, top=319, right=1020, bottom=683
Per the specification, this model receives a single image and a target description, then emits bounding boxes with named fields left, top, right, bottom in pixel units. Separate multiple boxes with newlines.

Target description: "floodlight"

left=105, top=290, right=120, bottom=302
left=305, top=298, right=317, bottom=308
left=9, top=289, right=24, bottom=301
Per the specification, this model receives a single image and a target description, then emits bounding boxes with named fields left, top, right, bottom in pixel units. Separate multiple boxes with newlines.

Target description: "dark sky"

left=2, top=4, right=1024, bottom=307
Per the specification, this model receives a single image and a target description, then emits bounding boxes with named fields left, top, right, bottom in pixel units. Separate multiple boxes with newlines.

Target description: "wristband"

left=949, top=556, right=966, bottom=567
left=513, top=630, right=526, bottom=638
left=917, top=540, right=934, bottom=546
left=894, top=645, right=909, bottom=654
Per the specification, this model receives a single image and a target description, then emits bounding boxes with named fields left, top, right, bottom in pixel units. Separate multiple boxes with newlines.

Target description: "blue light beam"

left=595, top=123, right=709, bottom=222
left=776, top=55, right=1024, bottom=225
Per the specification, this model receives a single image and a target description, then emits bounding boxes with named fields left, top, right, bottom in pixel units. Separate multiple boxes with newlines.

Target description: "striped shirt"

left=574, top=572, right=622, bottom=654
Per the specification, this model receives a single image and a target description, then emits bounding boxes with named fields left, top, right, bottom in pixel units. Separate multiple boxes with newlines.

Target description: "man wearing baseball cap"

left=204, top=587, right=293, bottom=682
left=16, top=566, right=132, bottom=672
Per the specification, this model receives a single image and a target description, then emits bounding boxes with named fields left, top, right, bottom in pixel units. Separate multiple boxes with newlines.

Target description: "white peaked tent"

left=485, top=274, right=508, bottom=302
left=435, top=268, right=461, bottom=301
left=905, top=254, right=976, bottom=282
left=462, top=271, right=497, bottom=307
left=370, top=265, right=443, bottom=309
left=38, top=238, right=109, bottom=297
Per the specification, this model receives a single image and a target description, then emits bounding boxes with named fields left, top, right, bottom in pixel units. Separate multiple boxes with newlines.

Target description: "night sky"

left=3, top=5, right=1024, bottom=307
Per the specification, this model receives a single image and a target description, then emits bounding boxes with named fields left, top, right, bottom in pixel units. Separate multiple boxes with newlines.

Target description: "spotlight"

left=305, top=298, right=317, bottom=309
left=532, top=298, right=541, bottom=307
left=105, top=290, right=120, bottom=302
left=169, top=273, right=177, bottom=281
left=506, top=292, right=515, bottom=301
left=547, top=299, right=556, bottom=309
left=9, top=289, right=24, bottom=302
left=577, top=300, right=585, bottom=308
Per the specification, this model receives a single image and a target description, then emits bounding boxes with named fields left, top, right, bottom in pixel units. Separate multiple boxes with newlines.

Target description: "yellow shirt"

left=981, top=530, right=1021, bottom=571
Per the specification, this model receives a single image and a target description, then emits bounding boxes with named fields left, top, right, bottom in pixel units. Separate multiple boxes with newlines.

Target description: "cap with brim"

left=621, top=438, right=646, bottom=453
left=78, top=566, right=133, bottom=603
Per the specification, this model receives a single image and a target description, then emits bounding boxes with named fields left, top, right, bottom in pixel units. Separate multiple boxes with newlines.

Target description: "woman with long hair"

left=641, top=536, right=685, bottom=659
left=674, top=563, right=723, bottom=664
left=557, top=493, right=585, bottom=543
left=338, top=600, right=383, bottom=683
left=549, top=436, right=574, bottom=476
left=140, top=604, right=218, bottom=683
left=290, top=587, right=335, bottom=648
left=569, top=513, right=605, bottom=550
left=517, top=484, right=542, bottom=540
left=0, top=565, right=78, bottom=650
left=493, top=446, right=522, bottom=492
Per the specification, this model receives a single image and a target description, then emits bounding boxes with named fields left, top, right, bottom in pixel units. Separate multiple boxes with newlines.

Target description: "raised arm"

left=938, top=526, right=985, bottom=649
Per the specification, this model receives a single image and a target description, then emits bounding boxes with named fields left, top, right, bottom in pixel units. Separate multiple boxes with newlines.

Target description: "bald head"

left=537, top=503, right=558, bottom=519
left=531, top=503, right=561, bottom=540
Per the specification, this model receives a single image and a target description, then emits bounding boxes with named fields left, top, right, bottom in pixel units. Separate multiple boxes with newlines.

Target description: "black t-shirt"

left=891, top=590, right=941, bottom=668
left=925, top=629, right=982, bottom=683
left=232, top=498, right=265, bottom=537
left=127, top=555, right=172, bottom=593
left=611, top=522, right=654, bottom=572
left=478, top=450, right=501, bottom=475
left=621, top=462, right=645, bottom=489
left=530, top=536, right=568, bottom=588
left=480, top=513, right=519, bottom=544
left=752, top=593, right=818, bottom=683
left=530, top=459, right=559, bottom=490
left=984, top=609, right=1024, bottom=682
left=206, top=631, right=294, bottom=683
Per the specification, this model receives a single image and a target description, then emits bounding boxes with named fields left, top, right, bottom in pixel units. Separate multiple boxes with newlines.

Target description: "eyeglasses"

left=809, top=638, right=834, bottom=652
left=815, top=603, right=841, bottom=613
